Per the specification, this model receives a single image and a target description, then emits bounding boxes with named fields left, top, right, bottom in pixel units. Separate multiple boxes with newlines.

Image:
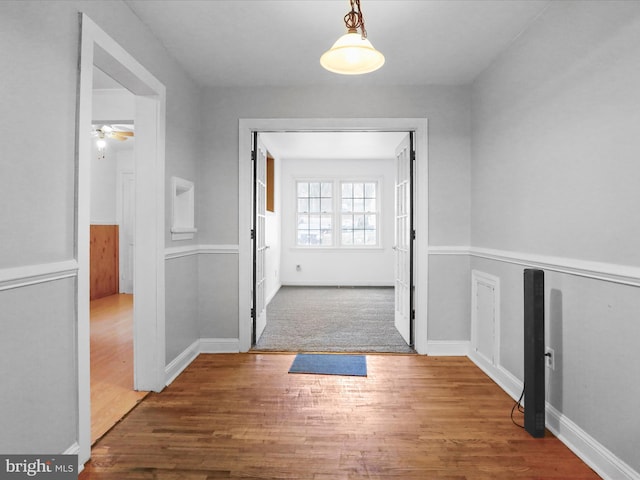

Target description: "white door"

left=394, top=133, right=413, bottom=345
left=120, top=172, right=135, bottom=294
left=252, top=134, right=268, bottom=343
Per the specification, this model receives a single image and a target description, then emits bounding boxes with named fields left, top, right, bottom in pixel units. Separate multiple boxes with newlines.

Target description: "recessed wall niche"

left=170, top=176, right=197, bottom=240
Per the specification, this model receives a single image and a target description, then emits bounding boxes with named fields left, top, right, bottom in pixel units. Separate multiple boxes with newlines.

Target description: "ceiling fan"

left=92, top=124, right=135, bottom=142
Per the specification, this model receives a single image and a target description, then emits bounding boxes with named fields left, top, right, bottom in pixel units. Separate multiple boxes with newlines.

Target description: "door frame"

left=238, top=118, right=428, bottom=354
left=77, top=13, right=166, bottom=465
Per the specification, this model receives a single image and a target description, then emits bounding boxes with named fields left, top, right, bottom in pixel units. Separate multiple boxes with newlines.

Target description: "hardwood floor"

left=80, top=353, right=599, bottom=479
left=90, top=293, right=148, bottom=444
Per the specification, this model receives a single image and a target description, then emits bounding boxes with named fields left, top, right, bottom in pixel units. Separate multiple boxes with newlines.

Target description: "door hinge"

left=410, top=149, right=416, bottom=162
left=411, top=310, right=416, bottom=320
left=251, top=149, right=256, bottom=162
left=411, top=230, right=416, bottom=240
left=251, top=307, right=256, bottom=319
left=250, top=229, right=255, bottom=240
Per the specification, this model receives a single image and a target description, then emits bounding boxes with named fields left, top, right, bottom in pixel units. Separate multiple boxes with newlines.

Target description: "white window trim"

left=294, top=177, right=382, bottom=249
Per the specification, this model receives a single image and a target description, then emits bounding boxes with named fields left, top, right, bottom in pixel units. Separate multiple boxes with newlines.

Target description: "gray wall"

left=470, top=0, right=640, bottom=472
left=0, top=0, right=201, bottom=453
left=198, top=85, right=472, bottom=340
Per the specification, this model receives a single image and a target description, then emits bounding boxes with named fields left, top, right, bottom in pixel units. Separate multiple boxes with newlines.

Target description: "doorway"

left=88, top=67, right=144, bottom=443
left=77, top=14, right=166, bottom=465
left=238, top=118, right=429, bottom=354
left=250, top=130, right=414, bottom=352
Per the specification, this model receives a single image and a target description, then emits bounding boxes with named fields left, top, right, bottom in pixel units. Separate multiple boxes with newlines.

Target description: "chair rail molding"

left=0, top=260, right=78, bottom=291
left=427, top=245, right=640, bottom=287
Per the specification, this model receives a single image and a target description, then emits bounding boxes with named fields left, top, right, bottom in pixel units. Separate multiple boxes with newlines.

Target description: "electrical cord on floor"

left=511, top=382, right=525, bottom=428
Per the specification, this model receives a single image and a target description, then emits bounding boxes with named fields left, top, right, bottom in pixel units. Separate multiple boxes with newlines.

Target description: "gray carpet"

left=254, top=286, right=414, bottom=353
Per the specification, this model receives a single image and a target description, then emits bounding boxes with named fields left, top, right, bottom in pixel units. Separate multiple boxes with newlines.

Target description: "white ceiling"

left=117, top=1, right=549, bottom=159
left=124, top=0, right=549, bottom=88
left=260, top=131, right=408, bottom=160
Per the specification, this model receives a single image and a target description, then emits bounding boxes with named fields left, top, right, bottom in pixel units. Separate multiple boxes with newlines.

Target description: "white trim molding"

left=199, top=338, right=240, bottom=354
left=546, top=405, right=640, bottom=480
left=165, top=339, right=200, bottom=386
left=165, top=244, right=240, bottom=260
left=471, top=246, right=640, bottom=287
left=165, top=338, right=241, bottom=386
left=426, top=340, right=470, bottom=356
left=0, top=260, right=78, bottom=291
left=427, top=245, right=640, bottom=287
left=239, top=118, right=429, bottom=355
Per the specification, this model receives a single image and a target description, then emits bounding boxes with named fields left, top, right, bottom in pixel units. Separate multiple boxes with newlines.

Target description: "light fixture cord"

left=344, top=0, right=367, bottom=39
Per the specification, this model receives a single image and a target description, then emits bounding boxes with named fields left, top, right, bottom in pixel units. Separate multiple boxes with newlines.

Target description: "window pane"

left=353, top=183, right=364, bottom=197
left=308, top=230, right=320, bottom=245
left=297, top=214, right=309, bottom=228
left=365, top=183, right=376, bottom=197
left=321, top=182, right=332, bottom=196
left=365, top=214, right=377, bottom=229
left=297, top=231, right=309, bottom=245
left=298, top=198, right=309, bottom=213
left=321, top=214, right=332, bottom=229
left=297, top=182, right=308, bottom=196
left=342, top=231, right=353, bottom=245
left=342, top=183, right=352, bottom=197
left=309, top=214, right=320, bottom=229
left=365, top=198, right=376, bottom=212
left=365, top=230, right=377, bottom=245
left=321, top=230, right=333, bottom=246
left=353, top=230, right=365, bottom=245
left=309, top=198, right=320, bottom=213
left=321, top=198, right=332, bottom=213
left=354, top=214, right=365, bottom=228
left=309, top=182, right=320, bottom=196
left=341, top=198, right=353, bottom=212
left=353, top=198, right=365, bottom=212
left=341, top=214, right=353, bottom=229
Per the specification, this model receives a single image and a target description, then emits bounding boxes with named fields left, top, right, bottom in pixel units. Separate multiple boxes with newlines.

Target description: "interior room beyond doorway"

left=254, top=130, right=415, bottom=351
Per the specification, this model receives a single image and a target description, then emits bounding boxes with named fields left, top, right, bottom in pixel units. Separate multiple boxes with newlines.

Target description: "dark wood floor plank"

left=80, top=354, right=600, bottom=479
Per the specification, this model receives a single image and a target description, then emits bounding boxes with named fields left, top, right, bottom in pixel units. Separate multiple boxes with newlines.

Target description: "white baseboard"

left=63, top=442, right=81, bottom=473
left=467, top=352, right=639, bottom=480
left=165, top=339, right=200, bottom=386
left=426, top=340, right=469, bottom=356
left=64, top=442, right=79, bottom=455
left=199, top=338, right=240, bottom=354
left=546, top=404, right=640, bottom=480
left=468, top=350, right=523, bottom=402
left=165, top=338, right=240, bottom=386
left=266, top=283, right=282, bottom=306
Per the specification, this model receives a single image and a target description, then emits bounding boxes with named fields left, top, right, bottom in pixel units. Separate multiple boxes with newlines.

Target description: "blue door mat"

left=288, top=354, right=367, bottom=377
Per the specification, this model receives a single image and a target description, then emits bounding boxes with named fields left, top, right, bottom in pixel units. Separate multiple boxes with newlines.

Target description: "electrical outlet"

left=545, top=347, right=555, bottom=370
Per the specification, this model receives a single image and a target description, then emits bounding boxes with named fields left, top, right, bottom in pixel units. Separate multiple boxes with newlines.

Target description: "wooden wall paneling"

left=90, top=225, right=119, bottom=300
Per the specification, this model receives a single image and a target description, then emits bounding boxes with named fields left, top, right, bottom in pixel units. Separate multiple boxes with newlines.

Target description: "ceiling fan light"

left=320, top=32, right=385, bottom=75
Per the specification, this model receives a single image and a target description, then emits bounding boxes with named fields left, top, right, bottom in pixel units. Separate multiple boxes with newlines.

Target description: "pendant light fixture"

left=320, top=0, right=385, bottom=75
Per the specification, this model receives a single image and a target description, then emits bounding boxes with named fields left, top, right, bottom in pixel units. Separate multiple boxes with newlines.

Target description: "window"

left=296, top=181, right=333, bottom=246
left=296, top=179, right=379, bottom=247
left=341, top=182, right=377, bottom=246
